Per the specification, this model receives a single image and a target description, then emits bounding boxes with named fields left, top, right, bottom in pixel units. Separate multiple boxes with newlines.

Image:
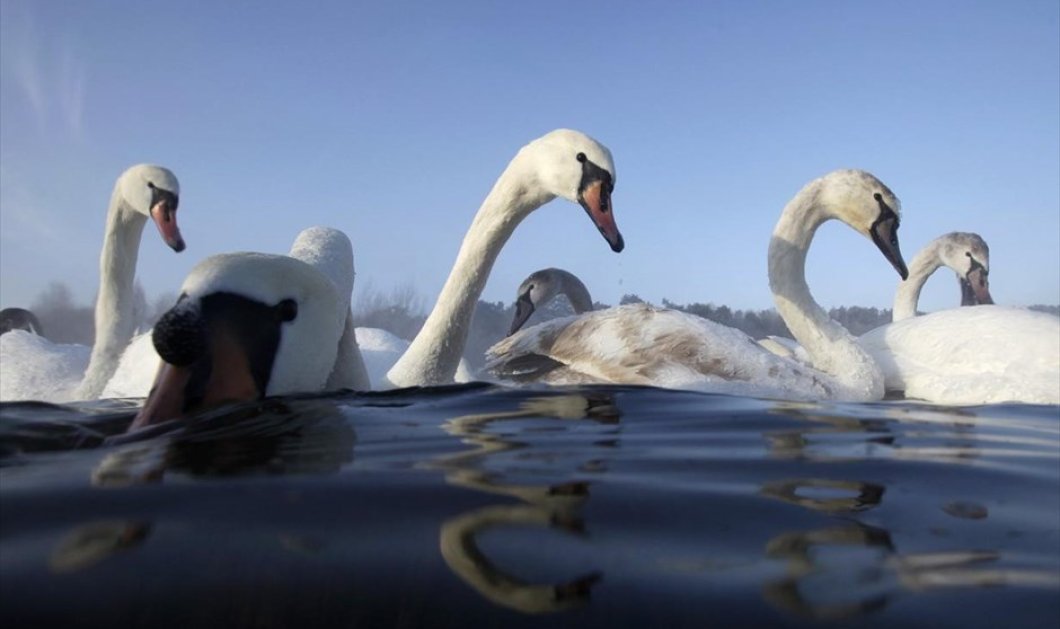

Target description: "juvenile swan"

left=487, top=170, right=908, bottom=401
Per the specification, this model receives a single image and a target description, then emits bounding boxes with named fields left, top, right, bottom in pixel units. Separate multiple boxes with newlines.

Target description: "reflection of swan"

left=0, top=308, right=43, bottom=336
left=758, top=232, right=992, bottom=361
left=384, top=129, right=623, bottom=388
left=764, top=523, right=1058, bottom=621
left=860, top=308, right=1060, bottom=404
left=130, top=228, right=358, bottom=428
left=487, top=170, right=908, bottom=401
left=431, top=393, right=618, bottom=614
left=0, top=165, right=183, bottom=403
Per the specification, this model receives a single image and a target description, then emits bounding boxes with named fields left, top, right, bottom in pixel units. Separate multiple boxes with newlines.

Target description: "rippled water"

left=1, top=385, right=1058, bottom=628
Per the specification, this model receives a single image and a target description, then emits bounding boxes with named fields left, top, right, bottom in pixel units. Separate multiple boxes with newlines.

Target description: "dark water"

left=1, top=384, right=1058, bottom=628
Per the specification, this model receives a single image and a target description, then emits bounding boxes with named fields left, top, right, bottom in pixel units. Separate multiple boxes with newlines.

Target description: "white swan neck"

left=76, top=183, right=145, bottom=399
left=892, top=240, right=944, bottom=321
left=768, top=182, right=883, bottom=400
left=387, top=165, right=551, bottom=387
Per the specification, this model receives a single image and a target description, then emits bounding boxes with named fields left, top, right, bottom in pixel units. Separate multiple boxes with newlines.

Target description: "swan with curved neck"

left=75, top=164, right=184, bottom=399
left=131, top=227, right=356, bottom=428
left=893, top=232, right=991, bottom=321
left=384, top=129, right=623, bottom=388
left=508, top=268, right=594, bottom=335
left=757, top=231, right=992, bottom=363
left=488, top=170, right=908, bottom=401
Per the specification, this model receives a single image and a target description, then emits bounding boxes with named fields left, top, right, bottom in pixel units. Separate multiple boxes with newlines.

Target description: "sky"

left=1, top=0, right=1058, bottom=317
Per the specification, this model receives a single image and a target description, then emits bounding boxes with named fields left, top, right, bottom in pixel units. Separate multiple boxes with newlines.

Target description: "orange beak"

left=151, top=200, right=185, bottom=252
left=578, top=180, right=624, bottom=253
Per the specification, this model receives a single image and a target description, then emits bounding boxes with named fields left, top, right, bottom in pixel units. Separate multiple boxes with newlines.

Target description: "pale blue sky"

left=2, top=0, right=1058, bottom=316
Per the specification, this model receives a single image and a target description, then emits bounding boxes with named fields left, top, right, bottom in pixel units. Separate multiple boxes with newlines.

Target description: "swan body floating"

left=488, top=170, right=908, bottom=401
left=860, top=236, right=1058, bottom=407
left=0, top=165, right=183, bottom=403
left=384, top=129, right=624, bottom=388
left=131, top=227, right=356, bottom=428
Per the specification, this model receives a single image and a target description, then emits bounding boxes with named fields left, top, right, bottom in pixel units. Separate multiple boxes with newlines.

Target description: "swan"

left=508, top=268, right=594, bottom=335
left=758, top=231, right=994, bottom=362
left=102, top=227, right=371, bottom=399
left=892, top=232, right=992, bottom=321
left=0, top=165, right=183, bottom=403
left=859, top=232, right=1058, bottom=404
left=486, top=169, right=909, bottom=401
left=0, top=308, right=44, bottom=336
left=383, top=129, right=624, bottom=388
left=130, top=227, right=357, bottom=428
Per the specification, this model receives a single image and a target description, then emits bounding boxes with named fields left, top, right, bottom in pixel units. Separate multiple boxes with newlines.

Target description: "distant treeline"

left=12, top=281, right=1060, bottom=372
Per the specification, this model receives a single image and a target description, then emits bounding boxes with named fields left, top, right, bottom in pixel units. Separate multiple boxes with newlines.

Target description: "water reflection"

left=432, top=393, right=619, bottom=613
left=50, top=398, right=356, bottom=572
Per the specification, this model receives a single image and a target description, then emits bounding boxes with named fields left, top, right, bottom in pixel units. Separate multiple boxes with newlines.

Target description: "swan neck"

left=558, top=270, right=593, bottom=314
left=892, top=242, right=943, bottom=321
left=387, top=165, right=550, bottom=386
left=768, top=183, right=883, bottom=400
left=77, top=185, right=146, bottom=399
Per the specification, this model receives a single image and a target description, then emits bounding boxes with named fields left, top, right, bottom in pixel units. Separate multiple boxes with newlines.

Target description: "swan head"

left=509, top=268, right=564, bottom=335
left=521, top=129, right=624, bottom=252
left=938, top=232, right=992, bottom=305
left=130, top=253, right=342, bottom=429
left=818, top=169, right=908, bottom=279
left=118, top=164, right=184, bottom=252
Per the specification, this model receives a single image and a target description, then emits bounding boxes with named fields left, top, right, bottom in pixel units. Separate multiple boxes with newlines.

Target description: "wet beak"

left=578, top=181, right=624, bottom=253
left=508, top=293, right=536, bottom=336
left=965, top=267, right=993, bottom=305
left=869, top=216, right=908, bottom=280
left=129, top=328, right=263, bottom=431
left=151, top=200, right=185, bottom=252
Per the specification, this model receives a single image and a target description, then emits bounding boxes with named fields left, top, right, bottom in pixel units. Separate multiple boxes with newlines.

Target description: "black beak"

left=964, top=266, right=993, bottom=305
left=508, top=293, right=536, bottom=336
left=869, top=212, right=908, bottom=280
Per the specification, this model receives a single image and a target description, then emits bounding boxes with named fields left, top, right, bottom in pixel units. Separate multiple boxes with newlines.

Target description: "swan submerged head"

left=818, top=169, right=908, bottom=279
left=118, top=164, right=185, bottom=252
left=521, top=129, right=623, bottom=252
left=130, top=253, right=343, bottom=429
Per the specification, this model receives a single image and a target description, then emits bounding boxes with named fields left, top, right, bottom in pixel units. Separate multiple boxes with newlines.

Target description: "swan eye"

left=576, top=152, right=587, bottom=163
left=277, top=299, right=298, bottom=323
left=873, top=192, right=883, bottom=201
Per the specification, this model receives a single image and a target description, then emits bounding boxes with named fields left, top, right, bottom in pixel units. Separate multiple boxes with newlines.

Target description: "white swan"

left=102, top=227, right=371, bottom=399
left=486, top=170, right=909, bottom=401
left=892, top=232, right=992, bottom=321
left=758, top=231, right=994, bottom=362
left=383, top=129, right=624, bottom=388
left=860, top=237, right=1059, bottom=405
left=130, top=227, right=357, bottom=428
left=0, top=165, right=183, bottom=403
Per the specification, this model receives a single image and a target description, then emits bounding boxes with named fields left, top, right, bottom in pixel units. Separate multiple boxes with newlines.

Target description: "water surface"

left=2, top=385, right=1058, bottom=628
